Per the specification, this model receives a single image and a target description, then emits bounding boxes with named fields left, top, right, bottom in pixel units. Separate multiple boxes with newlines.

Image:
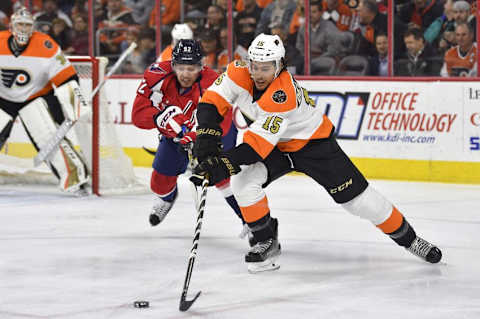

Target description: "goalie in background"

left=0, top=7, right=89, bottom=194
left=132, top=39, right=250, bottom=241
left=191, top=33, right=442, bottom=273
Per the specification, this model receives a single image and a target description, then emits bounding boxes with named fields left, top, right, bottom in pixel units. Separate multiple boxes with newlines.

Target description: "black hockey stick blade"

left=179, top=290, right=201, bottom=311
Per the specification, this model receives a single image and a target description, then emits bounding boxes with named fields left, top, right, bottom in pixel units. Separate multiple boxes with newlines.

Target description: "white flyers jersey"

left=0, top=31, right=76, bottom=103
left=200, top=60, right=333, bottom=159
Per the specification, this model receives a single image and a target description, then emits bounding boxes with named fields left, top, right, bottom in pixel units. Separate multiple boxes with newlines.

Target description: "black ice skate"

left=245, top=218, right=281, bottom=273
left=149, top=191, right=178, bottom=226
left=406, top=236, right=442, bottom=263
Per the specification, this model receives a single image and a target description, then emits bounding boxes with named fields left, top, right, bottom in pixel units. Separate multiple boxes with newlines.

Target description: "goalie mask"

left=10, top=7, right=34, bottom=46
left=248, top=33, right=286, bottom=78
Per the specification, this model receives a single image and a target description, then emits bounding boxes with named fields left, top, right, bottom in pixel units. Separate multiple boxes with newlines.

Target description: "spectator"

left=235, top=0, right=263, bottom=49
left=49, top=17, right=71, bottom=49
left=452, top=0, right=476, bottom=39
left=0, top=10, right=8, bottom=30
left=149, top=1, right=180, bottom=27
left=200, top=29, right=221, bottom=72
left=423, top=0, right=455, bottom=46
left=215, top=0, right=238, bottom=17
left=288, top=0, right=305, bottom=40
left=398, top=0, right=443, bottom=31
left=395, top=28, right=441, bottom=76
left=185, top=0, right=212, bottom=13
left=271, top=23, right=303, bottom=74
left=122, top=27, right=156, bottom=74
left=120, top=25, right=140, bottom=52
left=354, top=0, right=387, bottom=56
left=70, top=0, right=88, bottom=20
left=124, top=0, right=154, bottom=25
left=217, top=27, right=248, bottom=73
left=367, top=33, right=389, bottom=76
left=184, top=10, right=206, bottom=38
left=205, top=5, right=226, bottom=34
left=297, top=1, right=353, bottom=61
left=453, top=0, right=470, bottom=25
left=97, top=0, right=137, bottom=55
left=255, top=0, right=296, bottom=36
left=157, top=23, right=193, bottom=62
left=64, top=14, right=89, bottom=55
left=441, top=23, right=477, bottom=77
left=321, top=0, right=353, bottom=32
left=236, top=0, right=273, bottom=11
left=34, top=0, right=72, bottom=30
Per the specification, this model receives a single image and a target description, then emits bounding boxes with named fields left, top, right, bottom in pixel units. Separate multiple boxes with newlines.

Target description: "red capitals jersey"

left=132, top=61, right=233, bottom=134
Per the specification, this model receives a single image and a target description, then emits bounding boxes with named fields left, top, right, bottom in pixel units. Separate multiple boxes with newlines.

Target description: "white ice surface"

left=1, top=169, right=480, bottom=319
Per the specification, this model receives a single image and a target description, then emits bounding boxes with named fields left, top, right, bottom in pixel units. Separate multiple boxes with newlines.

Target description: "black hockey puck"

left=134, top=301, right=149, bottom=308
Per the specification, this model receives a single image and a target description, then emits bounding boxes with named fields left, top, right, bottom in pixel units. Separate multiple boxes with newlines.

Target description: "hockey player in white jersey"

left=191, top=33, right=442, bottom=273
left=0, top=7, right=89, bottom=194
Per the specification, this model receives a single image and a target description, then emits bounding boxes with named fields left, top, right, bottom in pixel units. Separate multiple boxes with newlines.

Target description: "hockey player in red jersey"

left=132, top=39, right=248, bottom=236
left=191, top=33, right=442, bottom=273
left=0, top=7, right=89, bottom=194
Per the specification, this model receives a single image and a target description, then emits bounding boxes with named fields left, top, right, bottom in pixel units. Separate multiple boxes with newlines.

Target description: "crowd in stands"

left=0, top=0, right=477, bottom=76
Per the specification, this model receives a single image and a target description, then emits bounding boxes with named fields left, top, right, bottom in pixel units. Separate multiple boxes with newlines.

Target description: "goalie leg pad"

left=0, top=108, right=14, bottom=150
left=19, top=97, right=89, bottom=192
left=341, top=185, right=393, bottom=226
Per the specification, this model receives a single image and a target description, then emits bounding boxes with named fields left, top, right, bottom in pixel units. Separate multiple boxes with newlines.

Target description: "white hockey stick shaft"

left=33, top=43, right=137, bottom=167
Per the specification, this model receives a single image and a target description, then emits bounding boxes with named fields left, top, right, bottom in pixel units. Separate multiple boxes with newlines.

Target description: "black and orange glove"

left=190, top=154, right=241, bottom=186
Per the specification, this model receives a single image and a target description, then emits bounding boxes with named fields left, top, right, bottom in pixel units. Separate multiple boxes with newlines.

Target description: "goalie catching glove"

left=190, top=153, right=241, bottom=186
left=154, top=105, right=193, bottom=138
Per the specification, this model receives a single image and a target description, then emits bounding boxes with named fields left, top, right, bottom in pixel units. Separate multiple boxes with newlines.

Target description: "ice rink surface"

left=1, top=170, right=480, bottom=319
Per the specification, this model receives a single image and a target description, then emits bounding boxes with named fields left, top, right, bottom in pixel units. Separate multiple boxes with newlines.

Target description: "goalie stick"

left=179, top=177, right=208, bottom=312
left=33, top=42, right=138, bottom=167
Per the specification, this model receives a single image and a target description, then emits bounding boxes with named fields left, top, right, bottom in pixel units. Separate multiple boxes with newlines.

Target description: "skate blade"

left=247, top=256, right=280, bottom=274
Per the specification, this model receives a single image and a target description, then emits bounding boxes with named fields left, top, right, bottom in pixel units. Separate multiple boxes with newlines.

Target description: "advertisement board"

left=4, top=79, right=480, bottom=182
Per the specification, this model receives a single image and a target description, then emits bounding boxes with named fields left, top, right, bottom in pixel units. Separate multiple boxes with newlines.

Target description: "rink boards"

left=3, top=78, right=480, bottom=184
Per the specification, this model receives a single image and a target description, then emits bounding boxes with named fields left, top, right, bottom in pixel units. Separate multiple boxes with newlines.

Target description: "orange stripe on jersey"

left=240, top=195, right=270, bottom=223
left=27, top=82, right=53, bottom=101
left=22, top=32, right=59, bottom=58
left=50, top=65, right=76, bottom=87
left=310, top=115, right=334, bottom=139
left=257, top=71, right=297, bottom=113
left=377, top=207, right=404, bottom=234
left=277, top=115, right=333, bottom=153
left=226, top=61, right=253, bottom=93
left=243, top=130, right=274, bottom=159
left=202, top=90, right=233, bottom=117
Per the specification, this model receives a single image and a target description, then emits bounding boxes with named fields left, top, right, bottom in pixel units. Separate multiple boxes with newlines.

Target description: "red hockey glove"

left=174, top=131, right=196, bottom=151
left=154, top=105, right=193, bottom=138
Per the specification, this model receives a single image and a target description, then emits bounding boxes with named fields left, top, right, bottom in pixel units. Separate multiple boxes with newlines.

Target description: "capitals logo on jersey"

left=1, top=68, right=31, bottom=88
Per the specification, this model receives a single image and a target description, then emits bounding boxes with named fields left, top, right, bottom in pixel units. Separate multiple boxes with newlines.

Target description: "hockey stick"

left=179, top=176, right=208, bottom=312
left=33, top=42, right=138, bottom=167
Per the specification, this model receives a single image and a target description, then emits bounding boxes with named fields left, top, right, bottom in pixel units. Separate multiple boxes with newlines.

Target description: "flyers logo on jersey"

left=1, top=69, right=31, bottom=88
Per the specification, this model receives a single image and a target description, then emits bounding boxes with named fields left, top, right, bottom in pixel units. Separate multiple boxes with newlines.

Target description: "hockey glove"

left=174, top=131, right=196, bottom=151
left=190, top=154, right=241, bottom=186
left=193, top=126, right=223, bottom=162
left=154, top=105, right=193, bottom=138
